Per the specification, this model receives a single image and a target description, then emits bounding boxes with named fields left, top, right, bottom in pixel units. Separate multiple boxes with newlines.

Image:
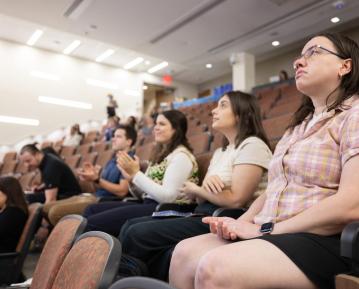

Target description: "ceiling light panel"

left=63, top=40, right=81, bottom=54
left=27, top=29, right=43, bottom=46
left=147, top=62, right=169, bottom=73
left=124, top=57, right=144, bottom=69
left=38, top=96, right=92, bottom=110
left=0, top=115, right=39, bottom=126
left=95, top=49, right=115, bottom=62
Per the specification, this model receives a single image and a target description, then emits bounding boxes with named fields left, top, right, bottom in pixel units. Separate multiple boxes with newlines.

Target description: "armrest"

left=0, top=252, right=19, bottom=260
left=341, top=221, right=359, bottom=276
left=212, top=208, right=247, bottom=218
left=123, top=197, right=142, bottom=203
left=98, top=196, right=123, bottom=202
left=155, top=203, right=197, bottom=212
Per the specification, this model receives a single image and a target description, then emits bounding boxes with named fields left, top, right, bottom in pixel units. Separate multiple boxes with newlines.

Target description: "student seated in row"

left=170, top=32, right=359, bottom=289
left=83, top=110, right=199, bottom=236
left=119, top=91, right=272, bottom=280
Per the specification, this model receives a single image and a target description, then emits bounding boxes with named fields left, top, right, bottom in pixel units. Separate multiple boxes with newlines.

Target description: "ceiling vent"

left=63, top=0, right=93, bottom=20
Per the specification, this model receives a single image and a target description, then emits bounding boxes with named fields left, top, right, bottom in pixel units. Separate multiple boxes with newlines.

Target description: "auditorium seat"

left=108, top=277, right=175, bottom=289
left=29, top=215, right=87, bottom=289
left=210, top=132, right=224, bottom=152
left=18, top=171, right=36, bottom=191
left=188, top=133, right=211, bottom=155
left=0, top=203, right=43, bottom=285
left=64, top=154, right=81, bottom=171
left=2, top=151, right=17, bottom=163
left=96, top=150, right=114, bottom=168
left=82, top=131, right=98, bottom=144
left=92, top=141, right=109, bottom=154
left=60, top=146, right=77, bottom=158
left=265, top=100, right=302, bottom=118
left=0, top=159, right=18, bottom=176
left=262, top=113, right=292, bottom=148
left=50, top=231, right=121, bottom=289
left=76, top=143, right=92, bottom=155
left=78, top=152, right=98, bottom=168
left=135, top=143, right=155, bottom=162
left=40, top=141, right=53, bottom=149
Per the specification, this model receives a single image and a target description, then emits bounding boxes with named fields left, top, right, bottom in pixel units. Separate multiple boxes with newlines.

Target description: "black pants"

left=120, top=216, right=210, bottom=280
left=83, top=198, right=158, bottom=237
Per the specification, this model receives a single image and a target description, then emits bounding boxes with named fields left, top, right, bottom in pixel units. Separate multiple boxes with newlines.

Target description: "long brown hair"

left=289, top=32, right=359, bottom=129
left=0, top=177, right=28, bottom=215
left=149, top=110, right=192, bottom=164
left=220, top=91, right=270, bottom=150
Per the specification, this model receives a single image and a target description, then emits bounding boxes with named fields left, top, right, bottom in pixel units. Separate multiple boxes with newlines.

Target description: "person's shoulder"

left=237, top=136, right=270, bottom=151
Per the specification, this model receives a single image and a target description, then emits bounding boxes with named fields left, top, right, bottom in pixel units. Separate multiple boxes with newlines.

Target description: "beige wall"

left=0, top=39, right=197, bottom=146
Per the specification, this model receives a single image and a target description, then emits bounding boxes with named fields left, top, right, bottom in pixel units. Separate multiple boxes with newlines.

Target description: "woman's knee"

left=82, top=203, right=96, bottom=218
left=170, top=239, right=194, bottom=273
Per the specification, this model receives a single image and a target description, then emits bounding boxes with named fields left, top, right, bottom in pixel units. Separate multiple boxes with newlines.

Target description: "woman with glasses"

left=170, top=32, right=359, bottom=289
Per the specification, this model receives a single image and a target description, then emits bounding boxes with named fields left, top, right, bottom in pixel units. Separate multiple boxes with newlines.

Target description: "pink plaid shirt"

left=254, top=96, right=359, bottom=225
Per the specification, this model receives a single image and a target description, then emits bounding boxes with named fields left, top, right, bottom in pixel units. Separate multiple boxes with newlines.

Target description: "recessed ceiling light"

left=63, top=40, right=81, bottom=55
left=27, top=29, right=43, bottom=46
left=145, top=60, right=151, bottom=65
left=206, top=63, right=213, bottom=69
left=30, top=70, right=60, bottom=81
left=0, top=115, right=39, bottom=126
left=95, top=49, right=115, bottom=62
left=272, top=41, right=280, bottom=47
left=86, top=78, right=119, bottom=90
left=124, top=57, right=144, bottom=70
left=143, top=85, right=148, bottom=90
left=331, top=17, right=340, bottom=23
left=38, top=96, right=92, bottom=110
left=148, top=61, right=169, bottom=73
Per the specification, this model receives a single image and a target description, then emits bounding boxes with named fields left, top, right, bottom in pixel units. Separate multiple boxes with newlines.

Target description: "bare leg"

left=169, top=233, right=228, bottom=289
left=195, top=239, right=318, bottom=289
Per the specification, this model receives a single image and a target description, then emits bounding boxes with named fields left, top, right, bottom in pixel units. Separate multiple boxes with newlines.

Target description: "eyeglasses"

left=293, top=45, right=346, bottom=70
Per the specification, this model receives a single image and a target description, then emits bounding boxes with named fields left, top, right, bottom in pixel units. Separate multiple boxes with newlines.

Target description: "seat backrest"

left=96, top=150, right=114, bottom=168
left=7, top=203, right=43, bottom=283
left=108, top=277, right=176, bottom=289
left=3, top=151, right=17, bottom=163
left=0, top=160, right=18, bottom=175
left=18, top=172, right=36, bottom=190
left=135, top=143, right=155, bottom=162
left=51, top=231, right=121, bottom=289
left=60, top=146, right=77, bottom=158
left=30, top=215, right=87, bottom=289
left=188, top=133, right=211, bottom=155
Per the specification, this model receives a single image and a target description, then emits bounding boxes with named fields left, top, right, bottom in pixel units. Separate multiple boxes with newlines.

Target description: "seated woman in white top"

left=118, top=91, right=273, bottom=280
left=83, top=110, right=198, bottom=236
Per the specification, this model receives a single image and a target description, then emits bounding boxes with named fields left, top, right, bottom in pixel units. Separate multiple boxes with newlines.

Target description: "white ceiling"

left=0, top=0, right=359, bottom=84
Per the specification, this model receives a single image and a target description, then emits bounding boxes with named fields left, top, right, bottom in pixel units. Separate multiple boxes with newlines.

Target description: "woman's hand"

left=202, top=175, right=225, bottom=194
left=178, top=181, right=200, bottom=201
left=117, top=152, right=140, bottom=181
left=203, top=216, right=261, bottom=240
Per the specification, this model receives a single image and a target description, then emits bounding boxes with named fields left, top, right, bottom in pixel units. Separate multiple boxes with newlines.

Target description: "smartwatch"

left=260, top=222, right=274, bottom=234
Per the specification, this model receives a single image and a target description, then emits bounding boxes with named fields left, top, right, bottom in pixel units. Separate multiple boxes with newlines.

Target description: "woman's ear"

left=339, top=58, right=352, bottom=77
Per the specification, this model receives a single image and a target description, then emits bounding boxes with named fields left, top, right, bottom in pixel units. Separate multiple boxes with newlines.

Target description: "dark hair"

left=127, top=116, right=137, bottom=128
left=0, top=177, right=28, bottom=214
left=41, top=146, right=60, bottom=158
left=289, top=32, right=359, bottom=129
left=150, top=110, right=192, bottom=164
left=219, top=91, right=270, bottom=150
left=20, top=143, right=41, bottom=155
left=116, top=125, right=137, bottom=147
left=279, top=70, right=289, bottom=81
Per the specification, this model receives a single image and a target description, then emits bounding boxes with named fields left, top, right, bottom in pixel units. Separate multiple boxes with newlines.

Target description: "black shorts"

left=257, top=233, right=351, bottom=289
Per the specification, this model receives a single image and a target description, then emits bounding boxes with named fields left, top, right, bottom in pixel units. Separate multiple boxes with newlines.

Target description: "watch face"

left=260, top=222, right=274, bottom=233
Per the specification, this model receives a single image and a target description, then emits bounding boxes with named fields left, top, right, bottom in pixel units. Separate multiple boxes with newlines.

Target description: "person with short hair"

left=83, top=110, right=199, bottom=237
left=43, top=125, right=137, bottom=225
